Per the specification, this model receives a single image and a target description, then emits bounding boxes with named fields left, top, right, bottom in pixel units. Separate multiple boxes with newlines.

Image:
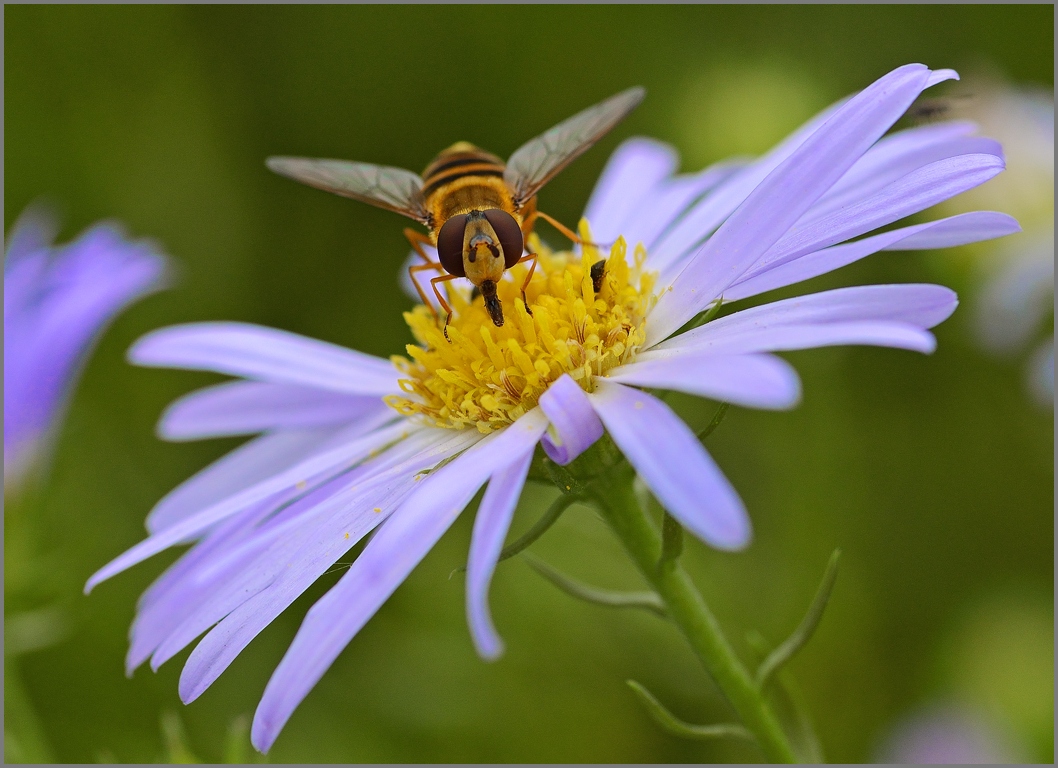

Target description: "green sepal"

left=754, top=549, right=841, bottom=690
left=451, top=493, right=580, bottom=577
left=626, top=679, right=754, bottom=742
left=746, top=630, right=824, bottom=763
left=697, top=401, right=730, bottom=442
left=524, top=552, right=667, bottom=618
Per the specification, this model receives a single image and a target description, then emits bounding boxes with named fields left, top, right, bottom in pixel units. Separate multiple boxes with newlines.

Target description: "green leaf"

left=755, top=549, right=841, bottom=690
left=523, top=552, right=667, bottom=618
left=697, top=402, right=730, bottom=442
left=626, top=680, right=754, bottom=742
left=452, top=493, right=580, bottom=577
left=746, top=630, right=824, bottom=763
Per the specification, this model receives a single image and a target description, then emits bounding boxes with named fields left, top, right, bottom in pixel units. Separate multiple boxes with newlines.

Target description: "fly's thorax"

left=422, top=141, right=510, bottom=208
left=427, top=176, right=515, bottom=226
left=387, top=222, right=659, bottom=433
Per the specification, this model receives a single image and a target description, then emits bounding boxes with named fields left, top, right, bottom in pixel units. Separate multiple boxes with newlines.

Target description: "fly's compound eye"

left=483, top=209, right=524, bottom=269
left=436, top=214, right=468, bottom=277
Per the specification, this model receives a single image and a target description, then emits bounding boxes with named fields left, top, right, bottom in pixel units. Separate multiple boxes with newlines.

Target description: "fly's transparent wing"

left=266, top=157, right=431, bottom=224
left=504, top=87, right=646, bottom=208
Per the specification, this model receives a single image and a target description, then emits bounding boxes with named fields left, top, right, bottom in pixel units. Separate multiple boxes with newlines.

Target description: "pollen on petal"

left=386, top=221, right=658, bottom=432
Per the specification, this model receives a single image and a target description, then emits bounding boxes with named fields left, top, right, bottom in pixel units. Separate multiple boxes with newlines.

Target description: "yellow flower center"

left=385, top=221, right=658, bottom=433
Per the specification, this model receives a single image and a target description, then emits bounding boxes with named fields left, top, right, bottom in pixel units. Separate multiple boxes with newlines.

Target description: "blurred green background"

left=5, top=5, right=1053, bottom=763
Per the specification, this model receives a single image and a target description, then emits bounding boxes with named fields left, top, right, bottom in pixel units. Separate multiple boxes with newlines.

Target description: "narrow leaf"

left=452, top=493, right=579, bottom=577
left=497, top=493, right=580, bottom=563
left=626, top=680, right=754, bottom=742
left=755, top=549, right=840, bottom=689
left=746, top=630, right=824, bottom=763
left=524, top=552, right=668, bottom=618
left=697, top=402, right=730, bottom=441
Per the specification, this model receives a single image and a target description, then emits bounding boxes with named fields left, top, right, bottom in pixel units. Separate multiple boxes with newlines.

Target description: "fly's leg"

left=408, top=261, right=445, bottom=316
left=523, top=209, right=606, bottom=249
left=404, top=227, right=438, bottom=264
left=430, top=273, right=461, bottom=342
left=515, top=252, right=539, bottom=316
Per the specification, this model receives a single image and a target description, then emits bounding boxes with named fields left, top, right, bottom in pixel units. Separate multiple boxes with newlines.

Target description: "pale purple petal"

left=159, top=380, right=388, bottom=441
left=127, top=496, right=284, bottom=673
left=580, top=138, right=679, bottom=244
left=809, top=133, right=999, bottom=221
left=173, top=430, right=479, bottom=699
left=250, top=409, right=548, bottom=753
left=588, top=381, right=750, bottom=550
left=608, top=353, right=801, bottom=410
left=740, top=153, right=1005, bottom=281
left=653, top=284, right=958, bottom=356
left=724, top=212, right=1020, bottom=302
left=134, top=429, right=465, bottom=675
left=925, top=68, right=959, bottom=87
left=650, top=321, right=938, bottom=357
left=5, top=217, right=167, bottom=483
left=816, top=120, right=979, bottom=207
left=649, top=95, right=849, bottom=275
left=144, top=418, right=388, bottom=534
left=132, top=429, right=442, bottom=672
left=648, top=64, right=945, bottom=345
left=882, top=212, right=1022, bottom=252
left=129, top=322, right=399, bottom=396
left=538, top=374, right=604, bottom=465
left=3, top=205, right=58, bottom=267
left=625, top=161, right=747, bottom=256
left=465, top=450, right=534, bottom=660
left=85, top=419, right=411, bottom=592
left=576, top=141, right=746, bottom=260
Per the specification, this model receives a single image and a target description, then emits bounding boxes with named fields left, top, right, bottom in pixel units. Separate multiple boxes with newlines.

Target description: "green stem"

left=588, top=468, right=798, bottom=763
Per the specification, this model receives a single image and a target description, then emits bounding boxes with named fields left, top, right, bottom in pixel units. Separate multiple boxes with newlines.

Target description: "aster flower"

left=874, top=703, right=1025, bottom=764
left=936, top=82, right=1053, bottom=405
left=4, top=207, right=168, bottom=491
left=86, top=64, right=1019, bottom=755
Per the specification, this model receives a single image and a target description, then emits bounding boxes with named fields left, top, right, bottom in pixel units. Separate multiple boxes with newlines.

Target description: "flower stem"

left=588, top=466, right=799, bottom=763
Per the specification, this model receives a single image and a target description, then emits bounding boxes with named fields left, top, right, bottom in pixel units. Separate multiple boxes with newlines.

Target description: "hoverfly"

left=267, top=87, right=645, bottom=337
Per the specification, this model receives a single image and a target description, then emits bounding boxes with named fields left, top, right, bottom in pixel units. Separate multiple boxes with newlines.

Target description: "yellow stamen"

left=386, top=220, right=658, bottom=433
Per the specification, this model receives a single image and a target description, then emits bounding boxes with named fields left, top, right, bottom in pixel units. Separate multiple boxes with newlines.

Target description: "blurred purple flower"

left=939, top=83, right=1053, bottom=406
left=85, top=64, right=1020, bottom=752
left=874, top=703, right=1023, bottom=764
left=4, top=208, right=168, bottom=490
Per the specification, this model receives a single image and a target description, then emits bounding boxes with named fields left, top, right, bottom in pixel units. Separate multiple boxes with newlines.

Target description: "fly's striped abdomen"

left=422, top=143, right=506, bottom=199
